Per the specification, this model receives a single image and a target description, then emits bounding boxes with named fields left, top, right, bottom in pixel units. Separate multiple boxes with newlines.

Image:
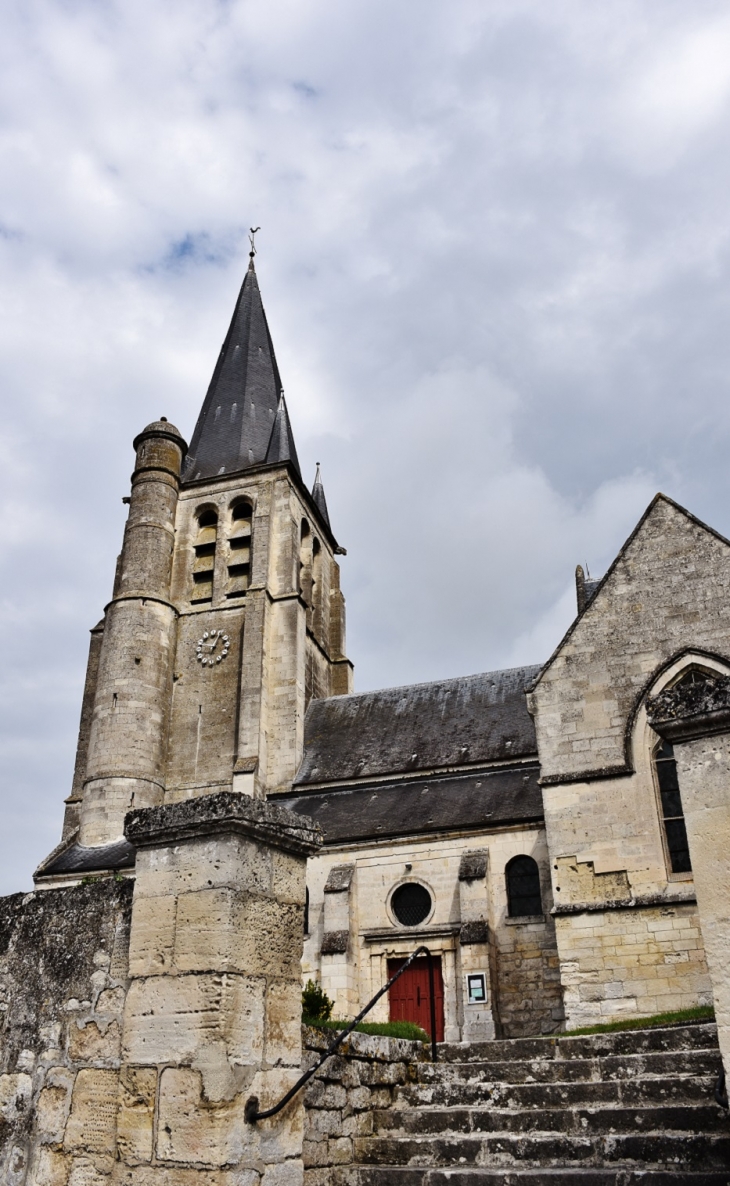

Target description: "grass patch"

left=303, top=1017, right=429, bottom=1043
left=564, top=1004, right=715, bottom=1036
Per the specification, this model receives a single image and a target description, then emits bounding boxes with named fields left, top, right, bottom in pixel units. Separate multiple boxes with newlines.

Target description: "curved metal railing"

left=245, top=944, right=438, bottom=1124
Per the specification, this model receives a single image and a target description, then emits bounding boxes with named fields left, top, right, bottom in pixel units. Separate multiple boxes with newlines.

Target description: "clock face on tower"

left=196, top=629, right=230, bottom=667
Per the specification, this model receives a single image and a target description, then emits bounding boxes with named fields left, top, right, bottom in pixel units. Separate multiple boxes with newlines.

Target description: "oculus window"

left=391, top=883, right=432, bottom=927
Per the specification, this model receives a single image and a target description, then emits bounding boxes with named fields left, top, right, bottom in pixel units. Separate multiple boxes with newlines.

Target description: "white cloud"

left=1, top=0, right=730, bottom=890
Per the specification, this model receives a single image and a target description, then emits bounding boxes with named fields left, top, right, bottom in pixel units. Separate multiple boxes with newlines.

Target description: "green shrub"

left=565, top=1004, right=715, bottom=1036
left=302, top=1017, right=429, bottom=1043
left=301, top=980, right=333, bottom=1022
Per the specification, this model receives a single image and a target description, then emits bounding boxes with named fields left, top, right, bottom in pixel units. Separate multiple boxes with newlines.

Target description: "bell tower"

left=39, top=256, right=352, bottom=878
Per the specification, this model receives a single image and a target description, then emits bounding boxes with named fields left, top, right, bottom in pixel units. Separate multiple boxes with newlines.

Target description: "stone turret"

left=77, top=419, right=186, bottom=848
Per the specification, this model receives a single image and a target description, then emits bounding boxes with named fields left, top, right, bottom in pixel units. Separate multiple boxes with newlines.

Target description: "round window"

left=391, top=882, right=432, bottom=927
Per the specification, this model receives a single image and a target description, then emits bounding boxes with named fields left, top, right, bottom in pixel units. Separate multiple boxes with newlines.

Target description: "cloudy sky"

left=2, top=0, right=730, bottom=892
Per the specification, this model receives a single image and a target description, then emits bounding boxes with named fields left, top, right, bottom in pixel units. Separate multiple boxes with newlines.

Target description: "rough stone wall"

left=530, top=497, right=730, bottom=1027
left=496, top=917, right=563, bottom=1038
left=0, top=879, right=133, bottom=1185
left=532, top=497, right=730, bottom=784
left=646, top=677, right=730, bottom=1081
left=555, top=902, right=712, bottom=1028
left=166, top=469, right=348, bottom=803
left=302, top=1026, right=425, bottom=1186
left=303, top=826, right=562, bottom=1041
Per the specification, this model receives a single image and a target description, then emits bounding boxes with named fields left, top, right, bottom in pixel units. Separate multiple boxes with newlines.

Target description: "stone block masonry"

left=0, top=792, right=323, bottom=1184
left=120, top=791, right=321, bottom=1184
left=0, top=878, right=133, bottom=1185
left=301, top=1026, right=426, bottom=1186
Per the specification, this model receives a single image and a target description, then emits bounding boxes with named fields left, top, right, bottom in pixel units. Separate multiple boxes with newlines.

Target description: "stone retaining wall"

left=302, top=1025, right=425, bottom=1186
left=0, top=878, right=133, bottom=1185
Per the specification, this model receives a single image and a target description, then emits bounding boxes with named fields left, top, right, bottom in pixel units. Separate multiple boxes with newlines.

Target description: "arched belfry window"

left=227, top=501, right=252, bottom=599
left=506, top=856, right=543, bottom=917
left=192, top=509, right=217, bottom=603
left=654, top=739, right=691, bottom=874
left=299, top=520, right=313, bottom=602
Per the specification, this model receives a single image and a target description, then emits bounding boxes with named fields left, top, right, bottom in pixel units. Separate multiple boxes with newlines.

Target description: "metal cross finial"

left=249, top=226, right=261, bottom=257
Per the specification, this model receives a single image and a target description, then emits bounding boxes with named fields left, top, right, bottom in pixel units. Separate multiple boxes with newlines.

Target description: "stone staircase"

left=349, top=1022, right=730, bottom=1184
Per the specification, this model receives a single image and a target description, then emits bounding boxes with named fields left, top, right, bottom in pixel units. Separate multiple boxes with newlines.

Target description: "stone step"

left=373, top=1102, right=728, bottom=1136
left=348, top=1170, right=730, bottom=1185
left=436, top=1024, right=719, bottom=1065
left=353, top=1131, right=730, bottom=1170
left=398, top=1072, right=719, bottom=1109
left=416, top=1049, right=722, bottom=1085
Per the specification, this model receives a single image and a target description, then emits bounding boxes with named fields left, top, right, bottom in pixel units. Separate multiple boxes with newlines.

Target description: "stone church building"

left=33, top=257, right=723, bottom=1054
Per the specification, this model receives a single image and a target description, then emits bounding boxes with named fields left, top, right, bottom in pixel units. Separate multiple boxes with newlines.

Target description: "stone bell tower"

left=38, top=255, right=352, bottom=878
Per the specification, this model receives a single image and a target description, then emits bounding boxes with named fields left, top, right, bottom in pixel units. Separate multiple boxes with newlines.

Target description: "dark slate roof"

left=277, top=763, right=543, bottom=844
left=311, top=464, right=331, bottom=529
left=265, top=392, right=300, bottom=471
left=183, top=261, right=300, bottom=482
left=36, top=839, right=136, bottom=878
left=584, top=578, right=601, bottom=606
left=295, top=666, right=541, bottom=786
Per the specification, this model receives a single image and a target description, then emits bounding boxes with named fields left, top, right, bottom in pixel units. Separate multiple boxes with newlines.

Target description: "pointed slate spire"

left=183, top=258, right=299, bottom=481
left=265, top=391, right=300, bottom=473
left=311, top=463, right=331, bottom=529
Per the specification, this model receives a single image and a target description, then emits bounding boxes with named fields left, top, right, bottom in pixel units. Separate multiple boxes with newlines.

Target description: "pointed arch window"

left=226, top=501, right=252, bottom=598
left=191, top=509, right=217, bottom=603
left=654, top=739, right=691, bottom=874
left=506, top=855, right=543, bottom=917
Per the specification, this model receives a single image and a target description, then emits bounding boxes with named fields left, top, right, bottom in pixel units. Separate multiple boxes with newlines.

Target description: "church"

left=33, top=254, right=725, bottom=1050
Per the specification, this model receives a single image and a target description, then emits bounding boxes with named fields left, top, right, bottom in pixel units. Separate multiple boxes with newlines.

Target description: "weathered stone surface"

left=116, top=1066, right=156, bottom=1165
left=123, top=973, right=265, bottom=1066
left=126, top=791, right=321, bottom=859
left=64, top=1068, right=120, bottom=1154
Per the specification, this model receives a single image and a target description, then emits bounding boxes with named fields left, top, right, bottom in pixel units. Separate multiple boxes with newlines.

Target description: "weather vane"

left=249, top=226, right=261, bottom=258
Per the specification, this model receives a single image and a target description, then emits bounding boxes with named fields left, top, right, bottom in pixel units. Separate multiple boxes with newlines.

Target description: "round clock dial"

left=196, top=629, right=230, bottom=666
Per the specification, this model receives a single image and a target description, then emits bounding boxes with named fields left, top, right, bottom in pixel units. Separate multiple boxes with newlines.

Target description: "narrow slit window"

left=506, top=855, right=543, bottom=917
left=192, top=509, right=217, bottom=603
left=654, top=740, right=692, bottom=874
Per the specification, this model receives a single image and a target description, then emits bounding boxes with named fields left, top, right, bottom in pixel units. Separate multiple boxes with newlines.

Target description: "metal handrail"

left=245, top=944, right=438, bottom=1124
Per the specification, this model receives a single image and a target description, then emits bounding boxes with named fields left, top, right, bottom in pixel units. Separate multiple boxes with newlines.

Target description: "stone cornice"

left=125, top=790, right=322, bottom=857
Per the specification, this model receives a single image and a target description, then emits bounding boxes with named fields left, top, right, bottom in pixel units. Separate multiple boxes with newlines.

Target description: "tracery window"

left=654, top=739, right=691, bottom=874
left=191, top=509, right=217, bottom=603
left=506, top=855, right=543, bottom=917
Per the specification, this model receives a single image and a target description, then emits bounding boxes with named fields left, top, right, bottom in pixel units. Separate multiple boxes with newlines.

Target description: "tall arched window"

left=192, top=509, right=217, bottom=603
left=506, top=855, right=543, bottom=917
left=311, top=537, right=322, bottom=633
left=654, top=739, right=691, bottom=874
left=227, top=501, right=252, bottom=599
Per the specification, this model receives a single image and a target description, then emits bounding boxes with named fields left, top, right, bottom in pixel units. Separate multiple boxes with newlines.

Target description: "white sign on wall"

left=466, top=972, right=487, bottom=1005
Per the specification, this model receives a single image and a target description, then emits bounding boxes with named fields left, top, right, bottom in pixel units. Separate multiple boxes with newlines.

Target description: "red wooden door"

left=388, top=956, right=445, bottom=1042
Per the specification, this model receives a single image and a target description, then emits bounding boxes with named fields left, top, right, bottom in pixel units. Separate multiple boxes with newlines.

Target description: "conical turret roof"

left=183, top=260, right=300, bottom=481
left=311, top=463, right=331, bottom=529
left=265, top=392, right=300, bottom=470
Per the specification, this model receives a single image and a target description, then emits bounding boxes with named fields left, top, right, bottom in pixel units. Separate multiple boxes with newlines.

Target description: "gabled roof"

left=528, top=493, right=730, bottom=693
left=279, top=763, right=543, bottom=844
left=183, top=260, right=299, bottom=482
left=295, top=666, right=541, bottom=786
